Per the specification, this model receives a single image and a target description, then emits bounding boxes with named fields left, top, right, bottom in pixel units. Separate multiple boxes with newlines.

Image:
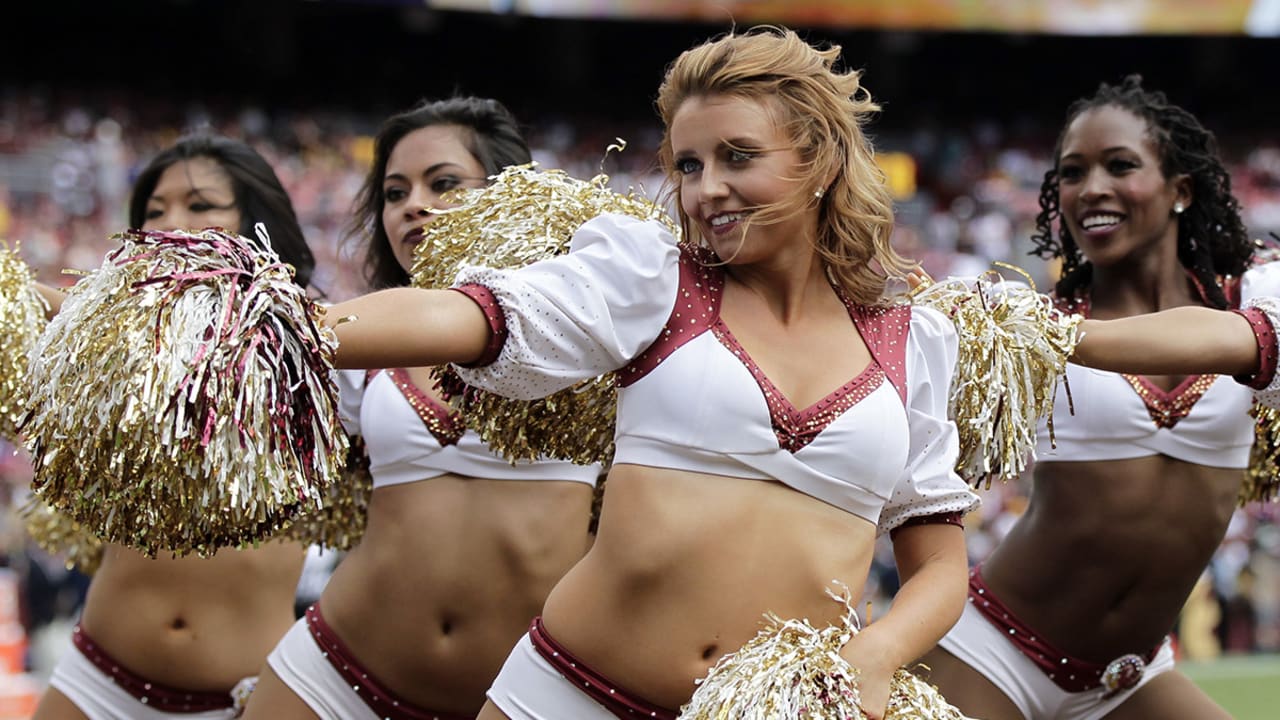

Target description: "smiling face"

left=1056, top=105, right=1190, bottom=269
left=381, top=124, right=488, bottom=274
left=670, top=93, right=815, bottom=265
left=142, top=157, right=241, bottom=233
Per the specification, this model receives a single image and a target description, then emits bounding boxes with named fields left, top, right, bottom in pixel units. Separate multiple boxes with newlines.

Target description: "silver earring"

left=1173, top=202, right=1185, bottom=214
left=814, top=189, right=824, bottom=199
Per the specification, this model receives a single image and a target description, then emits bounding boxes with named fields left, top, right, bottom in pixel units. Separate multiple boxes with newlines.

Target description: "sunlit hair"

left=1031, top=74, right=1251, bottom=309
left=655, top=26, right=912, bottom=304
left=352, top=96, right=532, bottom=290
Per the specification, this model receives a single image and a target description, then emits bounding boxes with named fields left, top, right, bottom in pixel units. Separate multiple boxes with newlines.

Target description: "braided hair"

left=1030, top=75, right=1251, bottom=309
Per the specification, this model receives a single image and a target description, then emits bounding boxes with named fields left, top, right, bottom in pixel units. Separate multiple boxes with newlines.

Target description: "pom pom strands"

left=678, top=589, right=969, bottom=720
left=23, top=228, right=347, bottom=557
left=0, top=240, right=49, bottom=438
left=908, top=274, right=1082, bottom=487
left=283, top=435, right=372, bottom=551
left=413, top=162, right=678, bottom=465
left=20, top=498, right=104, bottom=574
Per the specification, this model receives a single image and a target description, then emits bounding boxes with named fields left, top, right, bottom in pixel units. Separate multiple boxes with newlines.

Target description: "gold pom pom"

left=23, top=228, right=348, bottom=557
left=1244, top=403, right=1280, bottom=504
left=908, top=273, right=1082, bottom=487
left=412, top=162, right=677, bottom=465
left=281, top=435, right=372, bottom=551
left=679, top=590, right=968, bottom=719
left=19, top=498, right=104, bottom=575
left=0, top=240, right=49, bottom=440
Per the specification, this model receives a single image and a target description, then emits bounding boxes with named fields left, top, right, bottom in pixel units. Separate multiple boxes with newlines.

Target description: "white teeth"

left=710, top=212, right=745, bottom=227
left=1082, top=214, right=1122, bottom=230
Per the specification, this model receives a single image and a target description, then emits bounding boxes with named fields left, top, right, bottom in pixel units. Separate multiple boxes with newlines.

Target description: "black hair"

left=351, top=96, right=532, bottom=290
left=1030, top=75, right=1251, bottom=308
left=128, top=135, right=315, bottom=288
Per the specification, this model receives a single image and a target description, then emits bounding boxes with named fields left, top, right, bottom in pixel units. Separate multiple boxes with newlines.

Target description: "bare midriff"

left=79, top=539, right=305, bottom=692
left=320, top=473, right=594, bottom=715
left=541, top=464, right=877, bottom=709
left=980, top=454, right=1240, bottom=662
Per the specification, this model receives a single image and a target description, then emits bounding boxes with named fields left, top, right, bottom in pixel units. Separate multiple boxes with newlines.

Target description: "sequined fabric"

left=411, top=163, right=678, bottom=466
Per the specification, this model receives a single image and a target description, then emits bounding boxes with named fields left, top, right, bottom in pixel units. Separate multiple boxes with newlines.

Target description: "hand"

left=905, top=268, right=934, bottom=293
left=841, top=632, right=896, bottom=720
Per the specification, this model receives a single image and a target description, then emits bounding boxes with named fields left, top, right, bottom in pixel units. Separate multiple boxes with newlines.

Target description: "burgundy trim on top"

left=71, top=624, right=235, bottom=713
left=305, top=605, right=471, bottom=720
left=1120, top=373, right=1217, bottom=429
left=1233, top=306, right=1279, bottom=390
left=889, top=510, right=965, bottom=539
left=384, top=368, right=464, bottom=446
left=528, top=617, right=678, bottom=720
left=712, top=320, right=886, bottom=453
left=848, top=302, right=911, bottom=406
left=967, top=567, right=1160, bottom=693
left=451, top=284, right=507, bottom=368
left=618, top=244, right=724, bottom=388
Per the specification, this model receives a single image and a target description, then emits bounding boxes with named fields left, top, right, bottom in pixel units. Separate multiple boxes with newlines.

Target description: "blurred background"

left=2, top=0, right=1280, bottom=717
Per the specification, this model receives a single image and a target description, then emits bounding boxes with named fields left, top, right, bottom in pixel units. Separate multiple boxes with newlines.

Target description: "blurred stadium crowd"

left=1, top=84, right=1279, bottom=679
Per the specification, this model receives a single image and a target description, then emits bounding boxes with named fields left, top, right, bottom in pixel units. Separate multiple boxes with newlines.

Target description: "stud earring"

left=813, top=189, right=824, bottom=199
left=1173, top=202, right=1185, bottom=214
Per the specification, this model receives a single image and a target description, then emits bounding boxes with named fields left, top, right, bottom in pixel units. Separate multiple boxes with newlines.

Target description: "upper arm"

left=878, top=307, right=980, bottom=536
left=891, top=521, right=967, bottom=583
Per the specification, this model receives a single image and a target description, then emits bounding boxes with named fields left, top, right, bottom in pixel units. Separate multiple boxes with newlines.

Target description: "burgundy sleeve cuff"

left=451, top=284, right=508, bottom=368
left=1231, top=307, right=1278, bottom=390
left=889, top=511, right=965, bottom=540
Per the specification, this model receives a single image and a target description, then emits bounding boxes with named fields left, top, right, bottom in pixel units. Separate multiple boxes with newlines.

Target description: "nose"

left=695, top=163, right=729, bottom=203
left=1079, top=167, right=1111, bottom=203
left=405, top=185, right=436, bottom=219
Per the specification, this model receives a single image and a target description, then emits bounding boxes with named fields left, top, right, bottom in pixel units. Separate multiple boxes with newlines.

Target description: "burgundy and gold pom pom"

left=23, top=228, right=347, bottom=557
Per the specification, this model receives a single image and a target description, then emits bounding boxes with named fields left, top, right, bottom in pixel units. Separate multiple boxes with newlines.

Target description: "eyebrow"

left=384, top=162, right=468, bottom=183
left=1060, top=145, right=1137, bottom=160
left=147, top=187, right=227, bottom=204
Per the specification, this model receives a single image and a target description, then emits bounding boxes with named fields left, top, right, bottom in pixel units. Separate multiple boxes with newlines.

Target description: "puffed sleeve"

left=879, top=305, right=981, bottom=537
left=450, top=213, right=681, bottom=400
left=332, top=369, right=368, bottom=436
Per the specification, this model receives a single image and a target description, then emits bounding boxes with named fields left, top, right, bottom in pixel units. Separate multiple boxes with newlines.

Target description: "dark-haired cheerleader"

left=921, top=76, right=1275, bottom=720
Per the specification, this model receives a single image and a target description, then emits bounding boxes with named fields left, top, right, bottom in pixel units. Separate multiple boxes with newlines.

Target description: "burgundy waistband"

left=528, top=617, right=678, bottom=720
left=71, top=624, right=235, bottom=713
left=968, top=568, right=1161, bottom=693
left=305, top=604, right=470, bottom=720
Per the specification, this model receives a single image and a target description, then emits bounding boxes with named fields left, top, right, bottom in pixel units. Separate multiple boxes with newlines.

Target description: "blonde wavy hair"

left=656, top=26, right=914, bottom=304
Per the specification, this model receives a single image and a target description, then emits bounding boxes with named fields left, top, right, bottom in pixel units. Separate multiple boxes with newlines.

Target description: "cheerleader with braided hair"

left=921, top=76, right=1270, bottom=720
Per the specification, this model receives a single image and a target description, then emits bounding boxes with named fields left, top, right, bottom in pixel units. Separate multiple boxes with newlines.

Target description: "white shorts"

left=266, top=605, right=469, bottom=720
left=47, top=626, right=242, bottom=720
left=486, top=632, right=621, bottom=720
left=937, top=599, right=1176, bottom=720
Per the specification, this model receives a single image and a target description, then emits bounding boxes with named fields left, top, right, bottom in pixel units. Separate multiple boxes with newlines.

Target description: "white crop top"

left=335, top=369, right=600, bottom=489
left=1035, top=261, right=1280, bottom=467
left=451, top=213, right=979, bottom=535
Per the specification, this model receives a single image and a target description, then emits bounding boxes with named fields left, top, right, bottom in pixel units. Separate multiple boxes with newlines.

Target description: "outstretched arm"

left=1072, top=306, right=1259, bottom=377
left=323, top=287, right=491, bottom=369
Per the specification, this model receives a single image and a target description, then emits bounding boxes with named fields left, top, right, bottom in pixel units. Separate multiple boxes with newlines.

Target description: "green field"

left=1183, top=654, right=1280, bottom=719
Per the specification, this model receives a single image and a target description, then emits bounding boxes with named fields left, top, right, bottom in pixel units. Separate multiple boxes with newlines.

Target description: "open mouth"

left=1079, top=213, right=1123, bottom=233
left=707, top=211, right=748, bottom=233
